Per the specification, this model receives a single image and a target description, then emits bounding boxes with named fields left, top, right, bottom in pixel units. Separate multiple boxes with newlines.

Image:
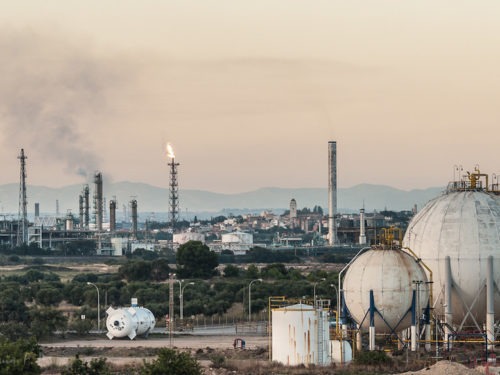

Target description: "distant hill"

left=0, top=181, right=444, bottom=218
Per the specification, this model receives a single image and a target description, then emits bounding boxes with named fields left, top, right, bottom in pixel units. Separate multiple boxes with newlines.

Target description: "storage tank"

left=343, top=248, right=429, bottom=334
left=403, top=187, right=500, bottom=326
left=221, top=232, right=253, bottom=245
left=272, top=303, right=330, bottom=366
left=173, top=232, right=205, bottom=245
left=106, top=305, right=156, bottom=340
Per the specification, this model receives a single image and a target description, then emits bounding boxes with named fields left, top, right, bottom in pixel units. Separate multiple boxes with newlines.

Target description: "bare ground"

left=39, top=335, right=497, bottom=375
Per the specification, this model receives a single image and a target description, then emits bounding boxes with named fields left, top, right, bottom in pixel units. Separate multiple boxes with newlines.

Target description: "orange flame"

left=166, top=143, right=175, bottom=159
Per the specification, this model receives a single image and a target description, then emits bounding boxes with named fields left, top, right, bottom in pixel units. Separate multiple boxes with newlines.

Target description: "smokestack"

left=34, top=203, right=40, bottom=218
left=94, top=172, right=103, bottom=231
left=83, top=185, right=90, bottom=229
left=131, top=199, right=138, bottom=238
left=79, top=195, right=84, bottom=227
left=109, top=200, right=116, bottom=232
left=328, top=141, right=337, bottom=246
left=17, top=148, right=28, bottom=246
left=359, top=208, right=367, bottom=245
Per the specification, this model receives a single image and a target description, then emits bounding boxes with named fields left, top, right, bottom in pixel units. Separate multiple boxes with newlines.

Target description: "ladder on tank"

left=316, top=299, right=330, bottom=365
left=317, top=308, right=324, bottom=364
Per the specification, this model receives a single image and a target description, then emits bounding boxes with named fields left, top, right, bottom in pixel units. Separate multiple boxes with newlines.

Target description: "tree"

left=176, top=241, right=218, bottom=279
left=150, top=258, right=170, bottom=281
left=0, top=288, right=29, bottom=322
left=118, top=260, right=153, bottom=281
left=62, top=355, right=110, bottom=375
left=0, top=337, right=41, bottom=375
left=141, top=348, right=202, bottom=375
left=28, top=307, right=68, bottom=340
left=222, top=264, right=240, bottom=278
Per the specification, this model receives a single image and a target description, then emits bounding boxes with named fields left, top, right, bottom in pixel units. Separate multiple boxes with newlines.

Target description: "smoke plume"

left=0, top=29, right=126, bottom=181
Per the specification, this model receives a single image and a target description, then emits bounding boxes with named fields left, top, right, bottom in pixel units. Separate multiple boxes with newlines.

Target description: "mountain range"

left=0, top=182, right=444, bottom=219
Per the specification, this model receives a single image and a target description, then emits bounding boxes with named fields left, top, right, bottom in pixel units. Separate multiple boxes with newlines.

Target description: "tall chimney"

left=83, top=185, right=90, bottom=229
left=94, top=172, right=103, bottom=231
left=131, top=199, right=138, bottom=238
left=359, top=208, right=367, bottom=245
left=34, top=203, right=40, bottom=218
left=328, top=141, right=337, bottom=246
left=109, top=200, right=116, bottom=232
left=79, top=195, right=84, bottom=228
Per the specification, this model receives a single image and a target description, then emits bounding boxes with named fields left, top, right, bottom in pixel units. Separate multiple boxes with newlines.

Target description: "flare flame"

left=166, top=143, right=175, bottom=159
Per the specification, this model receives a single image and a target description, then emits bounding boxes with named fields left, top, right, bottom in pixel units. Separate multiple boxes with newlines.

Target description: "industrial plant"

left=1, top=144, right=499, bottom=368
left=269, top=166, right=500, bottom=367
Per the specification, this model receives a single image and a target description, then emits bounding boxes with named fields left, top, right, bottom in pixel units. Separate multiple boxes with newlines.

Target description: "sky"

left=0, top=1, right=499, bottom=193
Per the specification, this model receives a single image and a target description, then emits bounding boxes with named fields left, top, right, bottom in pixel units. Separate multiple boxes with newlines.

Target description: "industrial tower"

left=94, top=172, right=103, bottom=231
left=17, top=148, right=28, bottom=246
left=168, top=157, right=180, bottom=232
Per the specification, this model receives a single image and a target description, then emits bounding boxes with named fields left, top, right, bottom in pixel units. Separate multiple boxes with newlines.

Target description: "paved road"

left=41, top=334, right=269, bottom=350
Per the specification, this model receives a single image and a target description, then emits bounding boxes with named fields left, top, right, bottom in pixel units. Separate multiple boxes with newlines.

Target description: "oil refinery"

left=1, top=145, right=499, bottom=366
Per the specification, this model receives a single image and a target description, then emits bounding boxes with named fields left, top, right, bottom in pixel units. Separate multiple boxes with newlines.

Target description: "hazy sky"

left=1, top=1, right=499, bottom=193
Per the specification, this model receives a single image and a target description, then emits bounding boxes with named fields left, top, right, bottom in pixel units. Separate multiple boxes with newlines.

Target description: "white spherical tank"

left=343, top=249, right=429, bottom=334
left=403, top=190, right=500, bottom=325
left=106, top=306, right=155, bottom=340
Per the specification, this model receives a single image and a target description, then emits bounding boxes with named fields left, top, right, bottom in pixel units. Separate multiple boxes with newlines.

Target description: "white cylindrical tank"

left=173, top=232, right=205, bottom=245
left=343, top=249, right=429, bottom=334
left=272, top=303, right=330, bottom=366
left=330, top=340, right=352, bottom=364
left=106, top=306, right=155, bottom=340
left=221, top=232, right=253, bottom=245
left=135, top=307, right=156, bottom=336
left=403, top=190, right=500, bottom=325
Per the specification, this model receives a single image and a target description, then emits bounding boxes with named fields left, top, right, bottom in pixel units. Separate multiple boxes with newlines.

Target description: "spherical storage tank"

left=343, top=249, right=429, bottom=333
left=403, top=189, right=500, bottom=325
left=106, top=305, right=156, bottom=340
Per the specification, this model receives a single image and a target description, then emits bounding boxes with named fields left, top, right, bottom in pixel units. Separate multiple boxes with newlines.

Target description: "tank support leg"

left=487, top=256, right=495, bottom=352
left=369, top=290, right=376, bottom=351
left=411, top=289, right=417, bottom=352
left=444, top=256, right=453, bottom=351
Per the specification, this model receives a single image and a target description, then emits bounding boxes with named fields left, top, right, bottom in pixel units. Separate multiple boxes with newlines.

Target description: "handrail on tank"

left=402, top=246, right=434, bottom=345
left=401, top=246, right=433, bottom=312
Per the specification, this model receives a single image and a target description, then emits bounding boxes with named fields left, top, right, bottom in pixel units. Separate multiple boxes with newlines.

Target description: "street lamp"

left=248, top=278, right=262, bottom=322
left=86, top=282, right=100, bottom=333
left=313, top=278, right=326, bottom=307
left=178, top=280, right=195, bottom=320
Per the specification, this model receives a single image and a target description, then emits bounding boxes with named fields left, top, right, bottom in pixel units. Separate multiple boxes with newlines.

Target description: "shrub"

left=354, top=350, right=393, bottom=366
left=141, top=348, right=203, bottom=375
left=61, top=355, right=110, bottom=375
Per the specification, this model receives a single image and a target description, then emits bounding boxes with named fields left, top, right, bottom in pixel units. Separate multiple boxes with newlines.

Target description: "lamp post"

left=248, top=278, right=262, bottom=322
left=179, top=281, right=195, bottom=320
left=86, top=282, right=100, bottom=333
left=313, top=278, right=326, bottom=307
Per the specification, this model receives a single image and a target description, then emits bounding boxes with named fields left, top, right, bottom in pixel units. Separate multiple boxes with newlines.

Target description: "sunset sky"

left=1, top=1, right=499, bottom=193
